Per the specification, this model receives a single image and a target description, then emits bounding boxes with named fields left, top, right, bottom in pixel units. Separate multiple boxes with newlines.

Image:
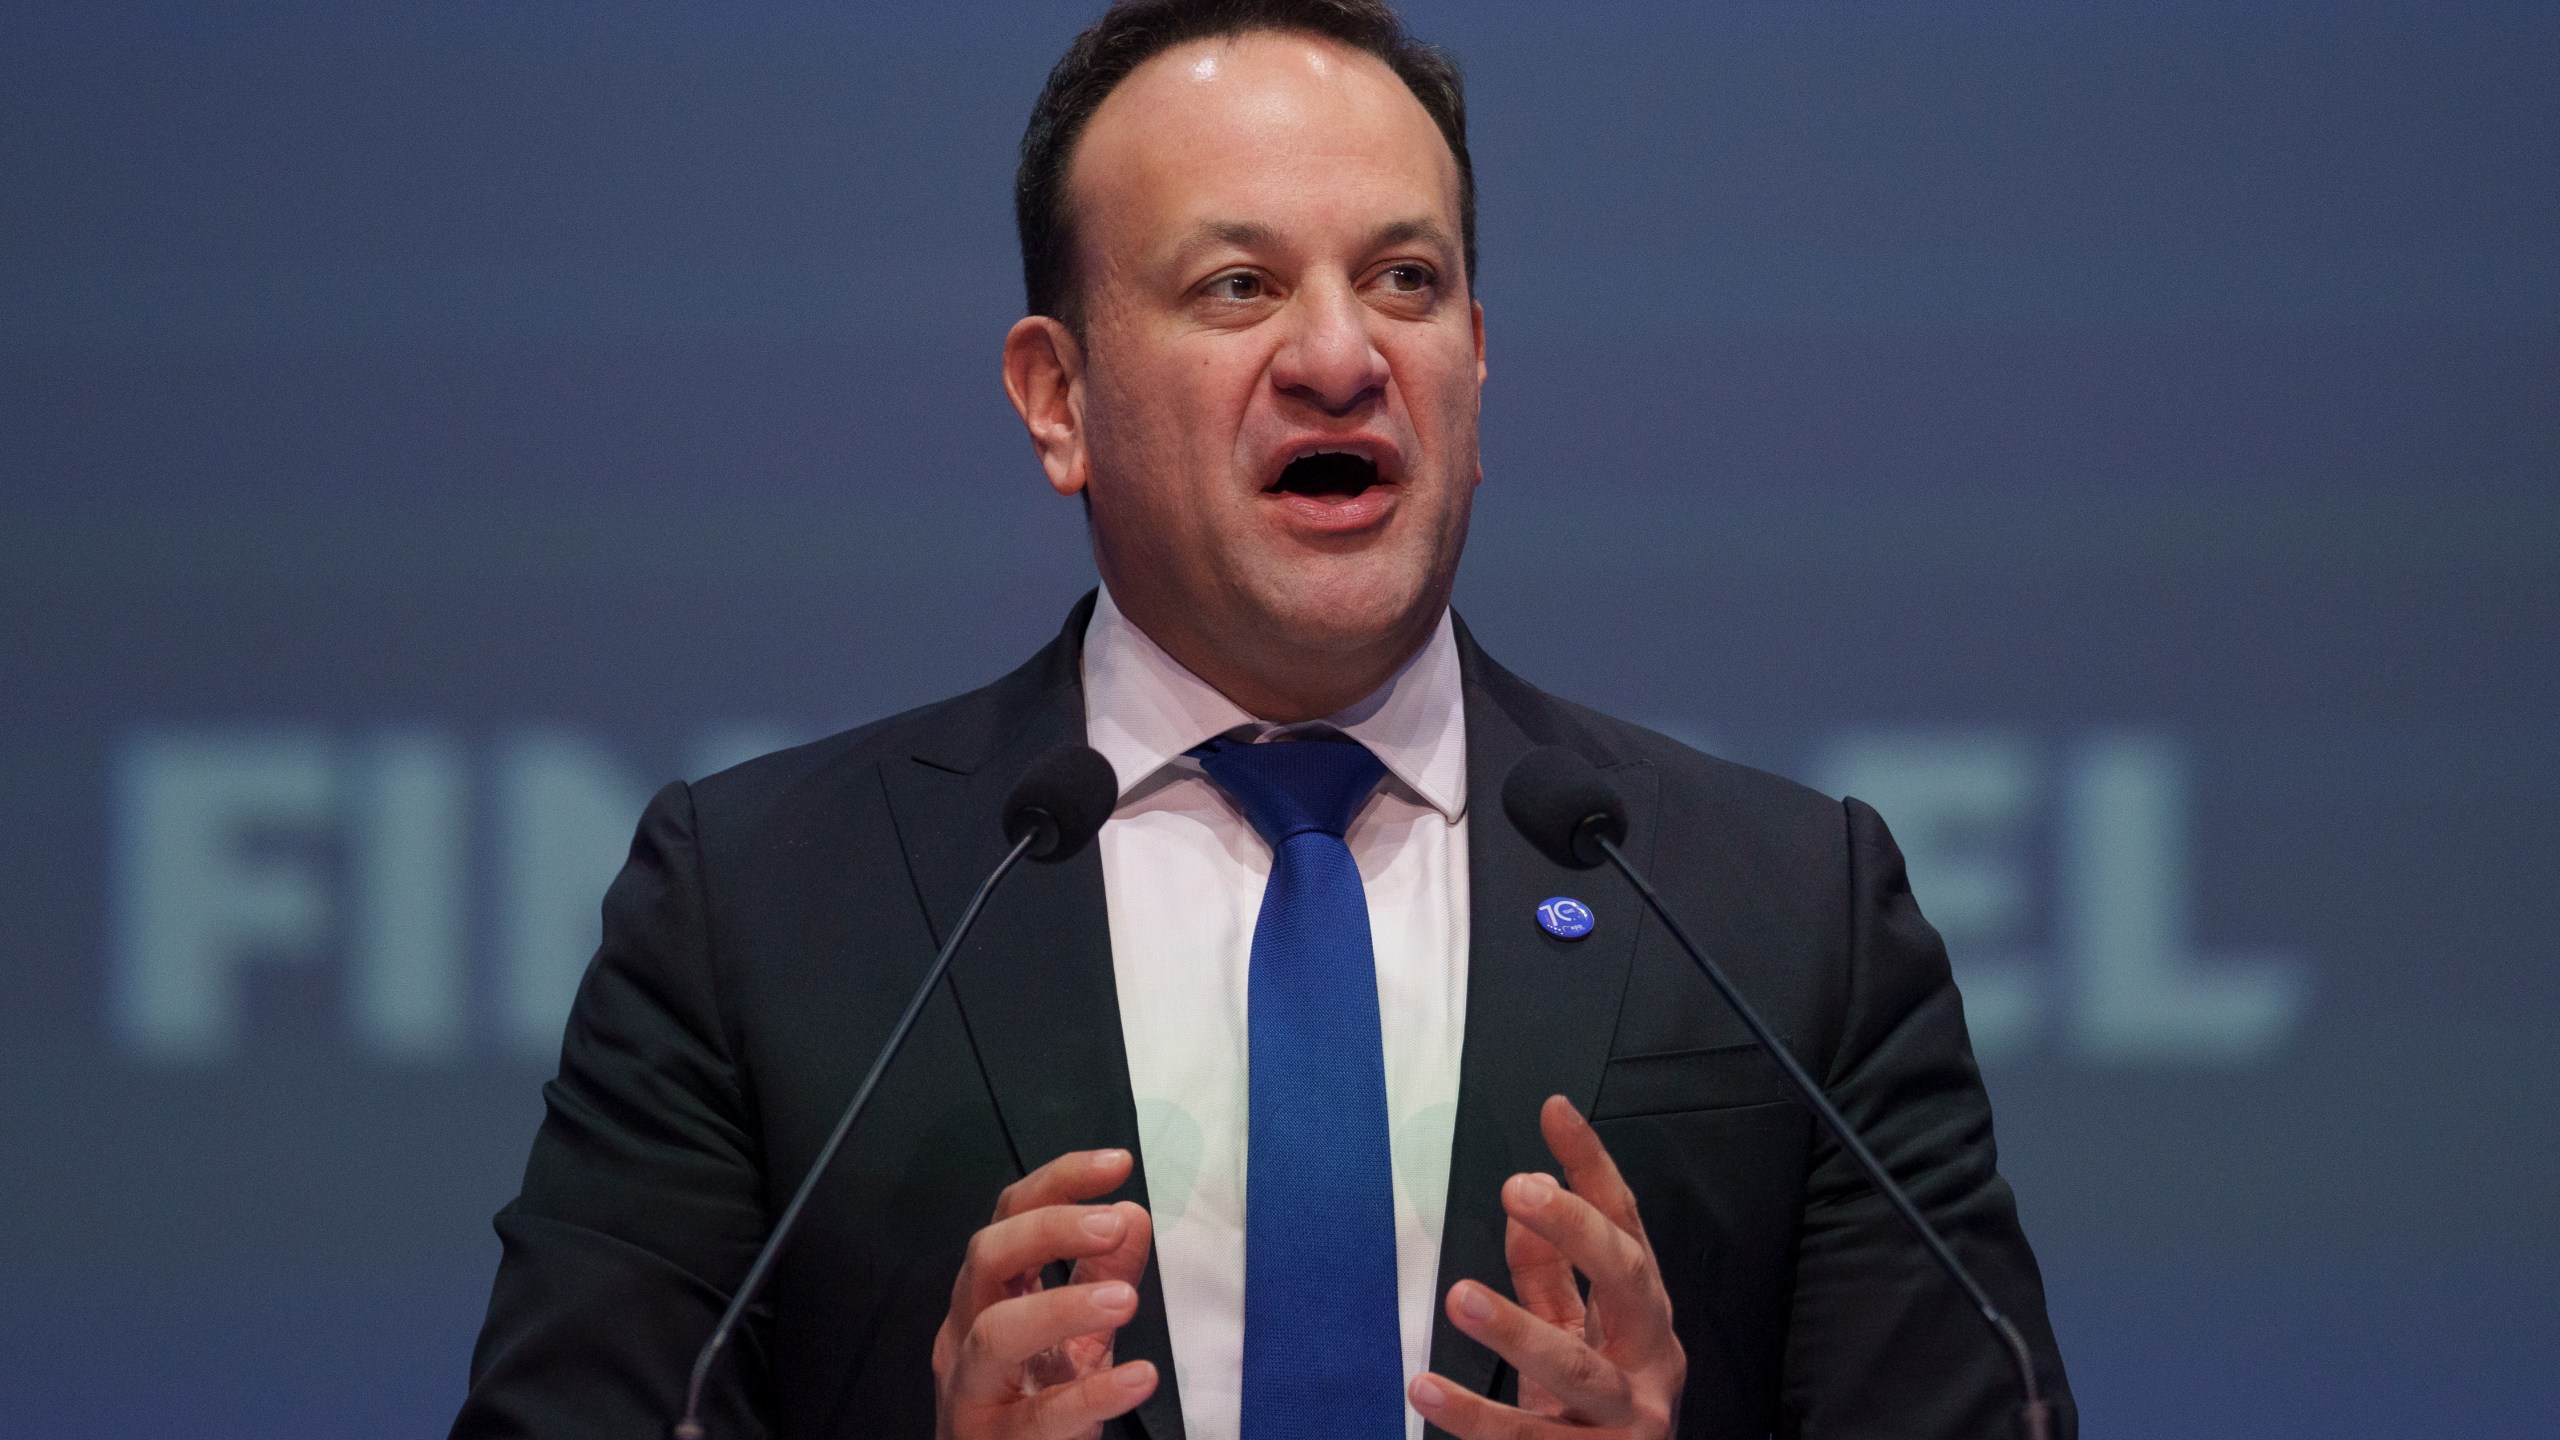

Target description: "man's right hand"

left=933, top=1147, right=1159, bottom=1440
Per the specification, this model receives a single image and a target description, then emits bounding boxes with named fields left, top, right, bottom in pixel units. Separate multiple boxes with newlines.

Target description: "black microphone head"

left=1003, top=743, right=1119, bottom=862
left=1502, top=745, right=1628, bottom=870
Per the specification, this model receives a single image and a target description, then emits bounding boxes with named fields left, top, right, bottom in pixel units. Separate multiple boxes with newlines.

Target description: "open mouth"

left=1268, top=450, right=1385, bottom=499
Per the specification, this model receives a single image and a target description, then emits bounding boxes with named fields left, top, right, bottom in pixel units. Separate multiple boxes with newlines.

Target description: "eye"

left=1378, top=263, right=1434, bottom=294
left=1207, top=271, right=1265, bottom=302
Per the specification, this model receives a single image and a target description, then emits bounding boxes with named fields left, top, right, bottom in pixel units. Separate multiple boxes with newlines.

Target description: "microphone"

left=1501, top=746, right=2055, bottom=1440
left=671, top=741, right=1120, bottom=1440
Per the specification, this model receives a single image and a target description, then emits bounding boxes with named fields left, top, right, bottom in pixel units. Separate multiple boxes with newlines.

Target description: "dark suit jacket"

left=453, top=594, right=2074, bottom=1440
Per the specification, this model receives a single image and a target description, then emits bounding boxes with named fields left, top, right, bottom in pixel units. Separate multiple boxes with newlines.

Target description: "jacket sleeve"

left=452, top=781, right=777, bottom=1440
left=1777, top=797, right=2076, bottom=1440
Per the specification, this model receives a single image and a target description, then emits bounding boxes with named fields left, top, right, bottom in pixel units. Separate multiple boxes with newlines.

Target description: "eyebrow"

left=1168, top=216, right=1458, bottom=268
left=1368, top=218, right=1456, bottom=255
left=1169, top=220, right=1279, bottom=265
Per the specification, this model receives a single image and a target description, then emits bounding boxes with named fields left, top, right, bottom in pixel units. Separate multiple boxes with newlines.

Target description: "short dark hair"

left=1015, top=0, right=1475, bottom=331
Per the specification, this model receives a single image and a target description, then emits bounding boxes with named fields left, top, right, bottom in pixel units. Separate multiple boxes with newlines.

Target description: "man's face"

left=1052, top=31, right=1483, bottom=680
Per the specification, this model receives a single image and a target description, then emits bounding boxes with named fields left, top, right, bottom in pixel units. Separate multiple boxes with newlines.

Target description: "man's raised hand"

left=1409, top=1096, right=1686, bottom=1439
left=933, top=1148, right=1158, bottom=1440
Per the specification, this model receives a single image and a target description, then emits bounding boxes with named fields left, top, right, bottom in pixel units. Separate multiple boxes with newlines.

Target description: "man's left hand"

left=1409, top=1095, right=1686, bottom=1439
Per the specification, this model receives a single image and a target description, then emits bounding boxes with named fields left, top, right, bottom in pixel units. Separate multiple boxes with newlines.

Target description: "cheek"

left=1181, top=348, right=1267, bottom=440
left=1083, top=353, right=1254, bottom=542
left=1392, top=328, right=1480, bottom=409
left=1387, top=336, right=1483, bottom=461
left=1105, top=343, right=1258, bottom=463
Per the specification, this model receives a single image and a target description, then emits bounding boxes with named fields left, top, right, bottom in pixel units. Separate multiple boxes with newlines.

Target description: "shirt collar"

left=1080, top=583, right=1468, bottom=823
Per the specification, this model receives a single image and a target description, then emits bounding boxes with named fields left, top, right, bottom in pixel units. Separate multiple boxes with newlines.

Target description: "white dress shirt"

left=1081, top=585, right=1470, bottom=1440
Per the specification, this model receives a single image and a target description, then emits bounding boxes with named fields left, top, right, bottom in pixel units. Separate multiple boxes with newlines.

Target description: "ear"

left=1471, top=298, right=1488, bottom=486
left=1003, top=315, right=1089, bottom=497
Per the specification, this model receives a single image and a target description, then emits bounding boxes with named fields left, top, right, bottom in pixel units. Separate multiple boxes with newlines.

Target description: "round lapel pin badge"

left=1536, top=896, right=1596, bottom=941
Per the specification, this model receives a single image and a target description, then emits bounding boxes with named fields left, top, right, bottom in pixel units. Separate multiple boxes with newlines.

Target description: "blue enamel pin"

left=1536, top=896, right=1596, bottom=941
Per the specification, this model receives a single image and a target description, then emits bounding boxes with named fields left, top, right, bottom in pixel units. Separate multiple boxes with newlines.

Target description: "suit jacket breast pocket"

left=1590, top=1040, right=1798, bottom=1121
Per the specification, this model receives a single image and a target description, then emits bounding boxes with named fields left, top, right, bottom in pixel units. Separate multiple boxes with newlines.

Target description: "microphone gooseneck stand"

left=1501, top=746, right=2054, bottom=1440
left=672, top=742, right=1121, bottom=1440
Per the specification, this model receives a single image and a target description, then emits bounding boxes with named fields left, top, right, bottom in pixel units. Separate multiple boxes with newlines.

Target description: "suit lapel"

left=1427, top=628, right=1660, bottom=1417
left=878, top=597, right=1187, bottom=1440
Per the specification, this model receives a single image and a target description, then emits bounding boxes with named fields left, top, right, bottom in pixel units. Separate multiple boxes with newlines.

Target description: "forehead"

left=1067, top=30, right=1460, bottom=263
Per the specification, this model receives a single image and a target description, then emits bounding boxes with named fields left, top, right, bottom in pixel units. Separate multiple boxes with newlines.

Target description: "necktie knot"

left=1191, top=734, right=1387, bottom=845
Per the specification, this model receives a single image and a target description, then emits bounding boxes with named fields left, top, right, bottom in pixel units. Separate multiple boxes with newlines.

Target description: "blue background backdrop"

left=4, top=2, right=2555, bottom=1435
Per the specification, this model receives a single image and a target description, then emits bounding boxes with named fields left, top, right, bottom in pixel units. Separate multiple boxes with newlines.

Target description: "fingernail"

left=1093, top=1149, right=1129, bottom=1172
left=1517, top=1172, right=1558, bottom=1207
left=1093, top=1281, right=1136, bottom=1310
left=1082, top=1210, right=1125, bottom=1238
left=1411, top=1376, right=1449, bottom=1411
left=1114, top=1361, right=1154, bottom=1390
left=1455, top=1285, right=1494, bottom=1322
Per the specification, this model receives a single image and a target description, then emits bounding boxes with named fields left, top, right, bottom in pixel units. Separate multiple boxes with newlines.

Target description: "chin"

left=1251, top=565, right=1442, bottom=658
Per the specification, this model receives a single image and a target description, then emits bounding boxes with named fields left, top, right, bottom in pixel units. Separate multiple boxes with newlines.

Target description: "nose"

left=1269, top=278, right=1390, bottom=418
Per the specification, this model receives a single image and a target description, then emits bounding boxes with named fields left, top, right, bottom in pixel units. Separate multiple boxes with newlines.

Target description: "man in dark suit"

left=454, top=3, right=2072, bottom=1438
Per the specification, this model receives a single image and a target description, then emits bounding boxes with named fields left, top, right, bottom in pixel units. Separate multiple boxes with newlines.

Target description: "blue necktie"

left=1192, top=734, right=1407, bottom=1440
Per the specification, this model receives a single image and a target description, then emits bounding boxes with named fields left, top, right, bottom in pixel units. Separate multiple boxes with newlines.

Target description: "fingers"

left=1442, top=1280, right=1635, bottom=1425
left=1503, top=1214, right=1583, bottom=1331
left=1409, top=1371, right=1579, bottom=1440
left=950, top=1279, right=1144, bottom=1405
left=1503, top=1171, right=1658, bottom=1322
left=935, top=1151, right=1159, bottom=1439
left=1511, top=1104, right=1676, bottom=1366
left=994, top=1147, right=1135, bottom=1221
left=950, top=1150, right=1140, bottom=1329
left=1068, top=1200, right=1154, bottom=1291
left=1418, top=1101, right=1683, bottom=1438
left=957, top=1202, right=1137, bottom=1322
left=1011, top=1359, right=1158, bottom=1439
left=1534, top=1097, right=1668, bottom=1325
left=1539, top=1095, right=1645, bottom=1240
